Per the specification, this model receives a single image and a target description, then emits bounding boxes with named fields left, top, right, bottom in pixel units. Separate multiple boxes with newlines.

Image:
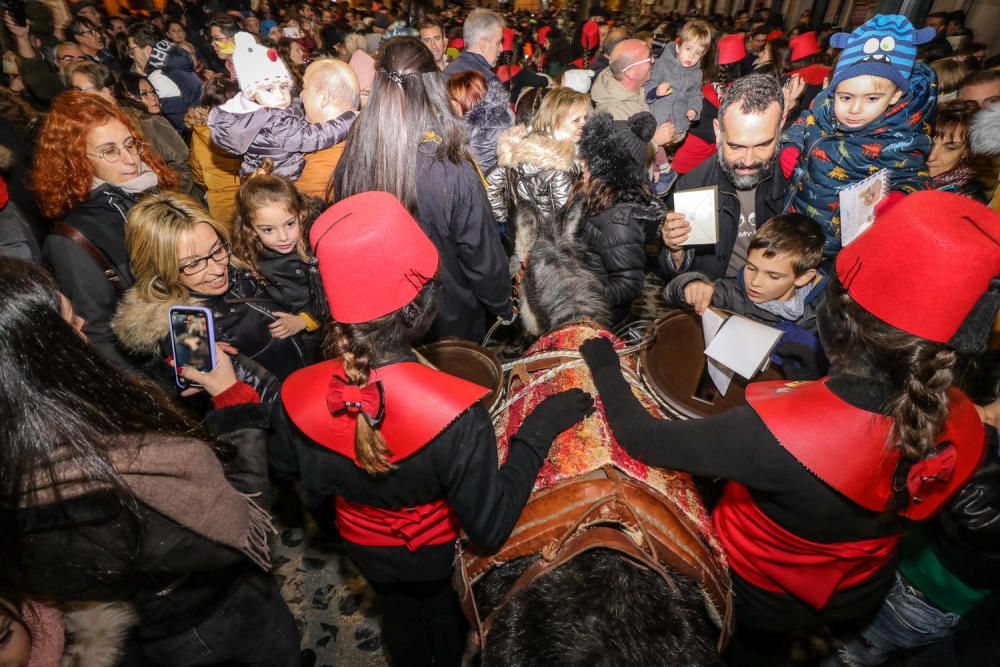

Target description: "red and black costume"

left=582, top=191, right=1000, bottom=636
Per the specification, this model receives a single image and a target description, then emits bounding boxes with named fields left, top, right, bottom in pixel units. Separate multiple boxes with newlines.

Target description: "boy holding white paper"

left=664, top=214, right=829, bottom=371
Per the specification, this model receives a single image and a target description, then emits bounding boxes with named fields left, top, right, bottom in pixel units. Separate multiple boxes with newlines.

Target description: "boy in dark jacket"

left=209, top=32, right=355, bottom=179
left=781, top=15, right=938, bottom=258
left=664, top=213, right=828, bottom=358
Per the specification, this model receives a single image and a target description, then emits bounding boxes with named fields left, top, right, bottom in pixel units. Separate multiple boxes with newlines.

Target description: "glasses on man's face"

left=622, top=56, right=654, bottom=74
left=58, top=54, right=85, bottom=63
left=77, top=29, right=97, bottom=37
left=211, top=34, right=231, bottom=43
left=179, top=242, right=231, bottom=276
left=87, top=136, right=143, bottom=163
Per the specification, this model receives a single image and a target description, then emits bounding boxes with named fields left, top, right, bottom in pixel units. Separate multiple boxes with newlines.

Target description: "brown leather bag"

left=51, top=223, right=125, bottom=298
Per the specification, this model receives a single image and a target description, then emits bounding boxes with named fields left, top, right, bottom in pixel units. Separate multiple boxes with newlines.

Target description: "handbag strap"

left=51, top=222, right=125, bottom=298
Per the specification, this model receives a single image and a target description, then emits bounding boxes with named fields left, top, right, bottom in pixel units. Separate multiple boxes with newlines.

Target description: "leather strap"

left=455, top=465, right=733, bottom=651
left=51, top=223, right=124, bottom=297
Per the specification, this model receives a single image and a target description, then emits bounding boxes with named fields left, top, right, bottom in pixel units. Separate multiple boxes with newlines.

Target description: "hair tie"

left=385, top=70, right=405, bottom=85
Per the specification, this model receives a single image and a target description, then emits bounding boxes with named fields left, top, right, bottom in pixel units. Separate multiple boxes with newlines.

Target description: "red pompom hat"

left=789, top=31, right=821, bottom=62
left=836, top=191, right=1000, bottom=349
left=310, top=191, right=440, bottom=324
left=717, top=33, right=747, bottom=65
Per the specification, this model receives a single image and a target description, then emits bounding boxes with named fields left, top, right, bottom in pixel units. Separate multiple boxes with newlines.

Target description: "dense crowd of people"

left=1, top=0, right=1000, bottom=666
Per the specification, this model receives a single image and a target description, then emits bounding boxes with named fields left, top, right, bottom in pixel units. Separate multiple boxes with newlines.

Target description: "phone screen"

left=170, top=309, right=215, bottom=381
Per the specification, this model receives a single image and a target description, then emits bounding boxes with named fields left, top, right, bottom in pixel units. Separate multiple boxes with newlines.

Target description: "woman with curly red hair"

left=35, top=92, right=176, bottom=370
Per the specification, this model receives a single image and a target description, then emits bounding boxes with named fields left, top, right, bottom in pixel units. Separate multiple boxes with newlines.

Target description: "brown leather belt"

left=453, top=465, right=733, bottom=652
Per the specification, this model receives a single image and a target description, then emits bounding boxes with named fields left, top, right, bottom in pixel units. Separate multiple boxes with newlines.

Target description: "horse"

left=454, top=202, right=732, bottom=666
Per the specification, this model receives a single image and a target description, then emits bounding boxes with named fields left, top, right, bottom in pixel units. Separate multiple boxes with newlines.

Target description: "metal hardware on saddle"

left=454, top=465, right=733, bottom=652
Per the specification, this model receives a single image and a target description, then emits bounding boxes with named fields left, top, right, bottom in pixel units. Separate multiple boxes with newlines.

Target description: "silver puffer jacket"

left=485, top=126, right=581, bottom=226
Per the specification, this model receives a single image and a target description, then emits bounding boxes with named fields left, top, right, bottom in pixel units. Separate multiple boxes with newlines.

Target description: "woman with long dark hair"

left=0, top=257, right=300, bottom=667
left=276, top=191, right=592, bottom=667
left=577, top=191, right=999, bottom=663
left=333, top=36, right=511, bottom=343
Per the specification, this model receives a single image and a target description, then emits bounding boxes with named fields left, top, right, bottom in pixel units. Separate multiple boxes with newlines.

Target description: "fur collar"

left=112, top=288, right=205, bottom=355
left=496, top=125, right=578, bottom=172
left=465, top=80, right=513, bottom=132
left=184, top=105, right=211, bottom=129
left=971, top=103, right=1000, bottom=156
left=62, top=602, right=138, bottom=667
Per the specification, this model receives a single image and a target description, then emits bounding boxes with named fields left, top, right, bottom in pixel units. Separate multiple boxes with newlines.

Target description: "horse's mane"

left=515, top=199, right=611, bottom=336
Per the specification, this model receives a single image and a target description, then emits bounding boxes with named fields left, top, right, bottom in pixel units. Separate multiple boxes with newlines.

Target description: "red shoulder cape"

left=283, top=360, right=488, bottom=464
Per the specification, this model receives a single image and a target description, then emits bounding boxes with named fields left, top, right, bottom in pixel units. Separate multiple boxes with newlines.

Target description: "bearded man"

left=659, top=74, right=788, bottom=281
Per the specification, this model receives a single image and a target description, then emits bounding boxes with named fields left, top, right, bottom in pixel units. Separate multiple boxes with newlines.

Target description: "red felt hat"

left=581, top=19, right=600, bottom=50
left=310, top=191, right=439, bottom=324
left=766, top=29, right=784, bottom=43
left=789, top=31, right=821, bottom=62
left=717, top=33, right=746, bottom=65
left=502, top=26, right=515, bottom=52
left=537, top=25, right=551, bottom=45
left=447, top=37, right=464, bottom=51
left=836, top=191, right=1000, bottom=344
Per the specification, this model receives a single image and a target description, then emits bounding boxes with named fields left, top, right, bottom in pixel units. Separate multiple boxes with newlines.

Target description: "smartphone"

left=168, top=306, right=217, bottom=389
left=2, top=0, right=28, bottom=28
left=282, top=26, right=302, bottom=39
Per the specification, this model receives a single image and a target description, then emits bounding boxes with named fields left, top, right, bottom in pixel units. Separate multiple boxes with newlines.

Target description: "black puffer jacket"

left=43, top=183, right=149, bottom=371
left=581, top=200, right=663, bottom=326
left=464, top=79, right=515, bottom=173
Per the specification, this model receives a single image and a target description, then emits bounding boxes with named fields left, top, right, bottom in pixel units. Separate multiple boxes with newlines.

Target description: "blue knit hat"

left=261, top=20, right=278, bottom=38
left=829, top=15, right=936, bottom=91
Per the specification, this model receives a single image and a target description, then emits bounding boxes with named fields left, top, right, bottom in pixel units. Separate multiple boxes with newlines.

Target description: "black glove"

left=230, top=353, right=282, bottom=416
left=579, top=336, right=621, bottom=375
left=516, top=388, right=595, bottom=444
left=774, top=342, right=826, bottom=381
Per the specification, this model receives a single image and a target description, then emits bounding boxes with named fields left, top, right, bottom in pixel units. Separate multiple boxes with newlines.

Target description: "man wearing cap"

left=278, top=190, right=593, bottom=667
left=659, top=73, right=787, bottom=282
left=580, top=189, right=1000, bottom=662
left=443, top=8, right=504, bottom=84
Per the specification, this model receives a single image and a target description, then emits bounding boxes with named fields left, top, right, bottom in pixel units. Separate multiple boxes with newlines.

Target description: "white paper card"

left=673, top=186, right=719, bottom=246
left=705, top=315, right=784, bottom=380
left=701, top=308, right=734, bottom=396
left=839, top=169, right=888, bottom=247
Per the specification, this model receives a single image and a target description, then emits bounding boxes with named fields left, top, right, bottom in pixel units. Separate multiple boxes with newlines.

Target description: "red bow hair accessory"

left=326, top=375, right=385, bottom=428
left=904, top=443, right=957, bottom=505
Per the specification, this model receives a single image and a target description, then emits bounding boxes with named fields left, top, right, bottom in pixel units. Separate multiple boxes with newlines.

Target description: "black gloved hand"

left=517, top=388, right=595, bottom=444
left=231, top=353, right=282, bottom=416
left=774, top=342, right=826, bottom=381
left=579, top=336, right=621, bottom=374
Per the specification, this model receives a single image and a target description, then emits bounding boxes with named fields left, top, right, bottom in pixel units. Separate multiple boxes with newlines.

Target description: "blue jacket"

left=782, top=62, right=937, bottom=257
left=146, top=41, right=204, bottom=133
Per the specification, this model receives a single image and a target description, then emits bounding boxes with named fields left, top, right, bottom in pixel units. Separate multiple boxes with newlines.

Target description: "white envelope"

left=673, top=186, right=719, bottom=246
left=701, top=307, right=734, bottom=395
left=704, top=314, right=783, bottom=380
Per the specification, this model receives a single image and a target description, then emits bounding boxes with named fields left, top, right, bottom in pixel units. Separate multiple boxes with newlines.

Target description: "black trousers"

left=370, top=577, right=468, bottom=667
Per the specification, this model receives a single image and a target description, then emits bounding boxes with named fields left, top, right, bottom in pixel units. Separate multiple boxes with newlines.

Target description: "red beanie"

left=789, top=31, right=821, bottom=62
left=836, top=191, right=1000, bottom=343
left=310, top=192, right=439, bottom=324
left=766, top=29, right=784, bottom=43
left=502, top=26, right=515, bottom=52
left=717, top=33, right=746, bottom=65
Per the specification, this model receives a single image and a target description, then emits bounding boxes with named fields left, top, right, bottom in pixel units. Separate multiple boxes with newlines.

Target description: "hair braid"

left=330, top=325, right=395, bottom=475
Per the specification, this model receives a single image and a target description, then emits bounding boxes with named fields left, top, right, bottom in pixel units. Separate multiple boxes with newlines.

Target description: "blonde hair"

left=127, top=192, right=239, bottom=304
left=343, top=33, right=367, bottom=56
left=679, top=20, right=712, bottom=49
left=530, top=86, right=590, bottom=138
left=932, top=56, right=978, bottom=96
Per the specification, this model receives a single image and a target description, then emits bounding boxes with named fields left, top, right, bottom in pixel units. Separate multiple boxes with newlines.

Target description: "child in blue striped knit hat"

left=780, top=15, right=939, bottom=258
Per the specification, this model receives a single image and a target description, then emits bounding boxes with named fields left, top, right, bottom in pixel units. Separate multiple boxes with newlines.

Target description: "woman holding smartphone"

left=112, top=192, right=308, bottom=387
left=0, top=256, right=300, bottom=667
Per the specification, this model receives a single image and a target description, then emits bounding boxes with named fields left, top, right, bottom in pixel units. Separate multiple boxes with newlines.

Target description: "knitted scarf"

left=22, top=434, right=274, bottom=571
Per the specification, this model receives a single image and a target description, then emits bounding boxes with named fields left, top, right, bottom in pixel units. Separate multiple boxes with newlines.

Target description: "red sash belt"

left=713, top=483, right=900, bottom=609
left=335, top=497, right=460, bottom=552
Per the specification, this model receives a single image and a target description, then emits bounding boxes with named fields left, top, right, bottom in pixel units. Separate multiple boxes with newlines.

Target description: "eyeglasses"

left=76, top=29, right=97, bottom=37
left=86, top=136, right=143, bottom=163
left=58, top=54, right=85, bottom=62
left=211, top=35, right=231, bottom=43
left=622, top=56, right=654, bottom=73
left=179, top=242, right=231, bottom=275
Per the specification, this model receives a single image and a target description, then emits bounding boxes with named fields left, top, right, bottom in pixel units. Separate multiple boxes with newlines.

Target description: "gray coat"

left=464, top=79, right=515, bottom=173
left=643, top=43, right=704, bottom=134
